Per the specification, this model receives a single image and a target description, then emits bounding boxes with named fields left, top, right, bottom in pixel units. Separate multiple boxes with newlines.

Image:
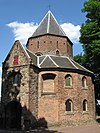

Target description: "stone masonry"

left=1, top=10, right=96, bottom=129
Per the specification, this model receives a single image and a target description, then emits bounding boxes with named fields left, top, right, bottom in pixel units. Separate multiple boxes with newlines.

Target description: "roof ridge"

left=20, top=44, right=31, bottom=59
left=25, top=48, right=37, bottom=57
left=39, top=55, right=47, bottom=66
left=71, top=58, right=93, bottom=73
left=37, top=56, right=40, bottom=68
left=49, top=11, right=66, bottom=36
left=50, top=54, right=68, bottom=58
left=48, top=55, right=59, bottom=67
left=67, top=57, right=78, bottom=69
left=47, top=10, right=50, bottom=33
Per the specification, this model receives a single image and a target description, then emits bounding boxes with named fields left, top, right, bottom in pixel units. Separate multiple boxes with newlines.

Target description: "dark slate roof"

left=25, top=49, right=93, bottom=74
left=25, top=48, right=37, bottom=66
left=37, top=55, right=92, bottom=73
left=38, top=55, right=93, bottom=74
left=50, top=56, right=75, bottom=69
left=32, top=10, right=66, bottom=37
left=39, top=55, right=58, bottom=68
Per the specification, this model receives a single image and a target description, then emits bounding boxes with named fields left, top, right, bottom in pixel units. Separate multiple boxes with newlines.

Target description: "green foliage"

left=74, top=53, right=85, bottom=66
left=79, top=0, right=100, bottom=73
left=82, top=0, right=100, bottom=21
left=80, top=21, right=100, bottom=45
left=78, top=0, right=100, bottom=102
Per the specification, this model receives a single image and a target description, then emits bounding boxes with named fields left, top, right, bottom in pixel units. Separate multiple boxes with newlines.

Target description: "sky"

left=0, top=0, right=87, bottom=96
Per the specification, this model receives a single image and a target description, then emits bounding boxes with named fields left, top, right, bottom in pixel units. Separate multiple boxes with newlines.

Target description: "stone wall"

left=28, top=65, right=39, bottom=121
left=1, top=39, right=95, bottom=127
left=1, top=41, right=30, bottom=107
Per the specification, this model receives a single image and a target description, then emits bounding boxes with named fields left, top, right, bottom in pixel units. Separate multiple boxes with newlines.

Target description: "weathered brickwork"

left=37, top=70, right=95, bottom=125
left=57, top=71, right=95, bottom=123
left=1, top=11, right=96, bottom=129
left=27, top=35, right=73, bottom=57
left=1, top=39, right=95, bottom=129
left=38, top=71, right=58, bottom=123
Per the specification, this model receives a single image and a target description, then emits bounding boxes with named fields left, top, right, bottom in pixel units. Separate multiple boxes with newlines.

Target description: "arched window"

left=65, top=75, right=72, bottom=87
left=65, top=99, right=73, bottom=111
left=35, top=52, right=42, bottom=56
left=82, top=76, right=87, bottom=88
left=42, top=73, right=56, bottom=93
left=83, top=100, right=87, bottom=111
left=56, top=50, right=60, bottom=55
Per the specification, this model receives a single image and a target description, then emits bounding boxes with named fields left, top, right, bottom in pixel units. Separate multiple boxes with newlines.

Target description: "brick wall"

left=38, top=70, right=95, bottom=124
left=27, top=35, right=73, bottom=57
left=1, top=40, right=95, bottom=127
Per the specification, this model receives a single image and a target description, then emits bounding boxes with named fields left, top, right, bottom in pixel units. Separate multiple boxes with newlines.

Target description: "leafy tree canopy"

left=82, top=0, right=100, bottom=21
left=74, top=0, right=100, bottom=102
left=79, top=0, right=100, bottom=73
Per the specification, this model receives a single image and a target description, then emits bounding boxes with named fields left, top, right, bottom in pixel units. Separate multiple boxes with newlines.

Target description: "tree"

left=79, top=0, right=100, bottom=73
left=74, top=53, right=85, bottom=66
left=75, top=0, right=100, bottom=108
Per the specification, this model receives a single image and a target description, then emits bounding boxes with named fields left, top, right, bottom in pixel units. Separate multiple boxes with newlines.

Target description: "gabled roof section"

left=37, top=55, right=93, bottom=74
left=39, top=55, right=58, bottom=68
left=3, top=40, right=30, bottom=63
left=25, top=48, right=37, bottom=66
left=32, top=10, right=66, bottom=37
left=70, top=58, right=93, bottom=74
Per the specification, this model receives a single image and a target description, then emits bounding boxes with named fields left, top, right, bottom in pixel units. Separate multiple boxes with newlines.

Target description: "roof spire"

left=32, top=10, right=66, bottom=37
left=48, top=4, right=51, bottom=10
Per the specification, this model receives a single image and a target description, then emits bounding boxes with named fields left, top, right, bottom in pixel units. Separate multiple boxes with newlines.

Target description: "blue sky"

left=0, top=0, right=87, bottom=95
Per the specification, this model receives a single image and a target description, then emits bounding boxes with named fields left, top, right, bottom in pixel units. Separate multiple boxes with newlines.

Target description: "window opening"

left=65, top=75, right=72, bottom=86
left=13, top=56, right=18, bottom=65
left=83, top=100, right=87, bottom=111
left=56, top=50, right=60, bottom=55
left=82, top=77, right=87, bottom=88
left=65, top=99, right=73, bottom=111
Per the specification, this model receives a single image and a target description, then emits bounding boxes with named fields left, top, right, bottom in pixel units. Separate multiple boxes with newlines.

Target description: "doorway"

left=5, top=101, right=22, bottom=129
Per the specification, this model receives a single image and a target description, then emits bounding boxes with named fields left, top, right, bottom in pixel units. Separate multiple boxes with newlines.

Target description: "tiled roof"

left=26, top=48, right=37, bottom=66
left=32, top=10, right=66, bottom=37
left=38, top=55, right=92, bottom=74
left=38, top=55, right=93, bottom=74
left=25, top=50, right=93, bottom=74
left=39, top=55, right=58, bottom=68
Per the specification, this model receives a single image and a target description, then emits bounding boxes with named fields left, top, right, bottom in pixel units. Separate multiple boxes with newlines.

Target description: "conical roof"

left=32, top=10, right=66, bottom=37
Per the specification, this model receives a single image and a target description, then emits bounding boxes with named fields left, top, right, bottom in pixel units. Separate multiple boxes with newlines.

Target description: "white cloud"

left=61, top=23, right=81, bottom=43
left=7, top=21, right=38, bottom=44
left=7, top=21, right=80, bottom=45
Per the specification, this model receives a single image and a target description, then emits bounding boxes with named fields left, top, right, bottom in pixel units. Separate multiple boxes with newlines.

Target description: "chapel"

left=1, top=10, right=95, bottom=129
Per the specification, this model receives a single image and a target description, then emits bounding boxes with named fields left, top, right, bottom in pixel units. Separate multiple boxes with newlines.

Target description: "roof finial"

left=48, top=4, right=51, bottom=11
